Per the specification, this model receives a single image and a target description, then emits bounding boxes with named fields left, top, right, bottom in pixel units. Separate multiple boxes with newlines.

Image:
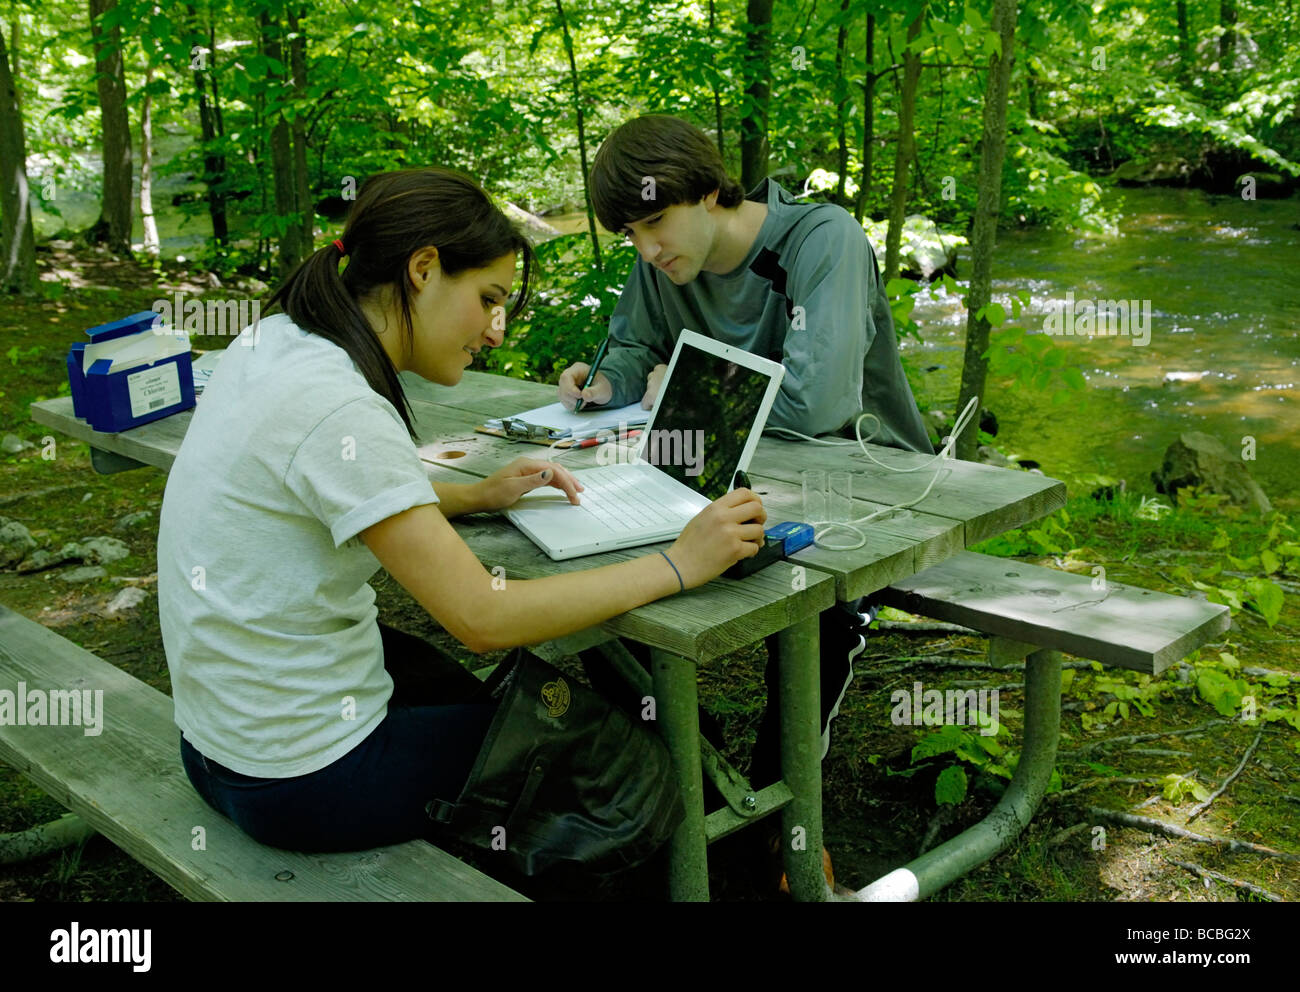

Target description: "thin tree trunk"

left=140, top=62, right=159, bottom=256
left=261, top=12, right=302, bottom=279
left=0, top=25, right=35, bottom=293
left=954, top=0, right=1018, bottom=463
left=554, top=0, right=601, bottom=270
left=855, top=12, right=876, bottom=222
left=740, top=0, right=774, bottom=191
left=288, top=5, right=312, bottom=252
left=1176, top=2, right=1191, bottom=81
left=833, top=0, right=850, bottom=207
left=1025, top=57, right=1039, bottom=119
left=9, top=12, right=18, bottom=111
left=709, top=0, right=723, bottom=160
left=87, top=0, right=133, bottom=255
left=884, top=7, right=925, bottom=282
left=1219, top=1, right=1237, bottom=65
left=187, top=6, right=227, bottom=247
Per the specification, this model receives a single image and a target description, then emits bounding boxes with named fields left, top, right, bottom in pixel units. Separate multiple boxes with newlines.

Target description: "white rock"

left=80, top=536, right=130, bottom=564
left=105, top=586, right=149, bottom=616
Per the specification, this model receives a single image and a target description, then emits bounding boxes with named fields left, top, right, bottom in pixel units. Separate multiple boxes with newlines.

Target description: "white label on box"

left=126, top=363, right=182, bottom=419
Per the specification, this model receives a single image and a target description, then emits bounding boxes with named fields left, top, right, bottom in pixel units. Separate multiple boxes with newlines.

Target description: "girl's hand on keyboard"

left=478, top=457, right=585, bottom=510
left=667, top=488, right=766, bottom=588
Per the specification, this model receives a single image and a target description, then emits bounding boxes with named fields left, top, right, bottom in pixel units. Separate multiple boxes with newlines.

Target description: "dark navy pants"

left=179, top=624, right=496, bottom=853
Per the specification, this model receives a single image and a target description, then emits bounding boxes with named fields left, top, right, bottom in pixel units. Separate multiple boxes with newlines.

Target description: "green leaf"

left=935, top=765, right=968, bottom=805
left=1260, top=549, right=1280, bottom=574
left=1245, top=578, right=1284, bottom=627
left=911, top=725, right=970, bottom=763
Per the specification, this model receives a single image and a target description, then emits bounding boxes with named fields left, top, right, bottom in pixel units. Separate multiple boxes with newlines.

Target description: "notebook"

left=505, top=329, right=785, bottom=560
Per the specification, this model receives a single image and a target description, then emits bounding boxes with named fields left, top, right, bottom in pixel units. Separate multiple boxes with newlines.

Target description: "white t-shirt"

left=158, top=313, right=439, bottom=777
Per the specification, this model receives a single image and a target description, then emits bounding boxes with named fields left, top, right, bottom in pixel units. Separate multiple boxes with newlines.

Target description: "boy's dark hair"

left=589, top=115, right=745, bottom=234
left=265, top=167, right=534, bottom=437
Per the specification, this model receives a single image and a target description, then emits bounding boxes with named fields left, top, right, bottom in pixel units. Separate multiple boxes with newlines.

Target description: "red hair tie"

left=332, top=238, right=346, bottom=255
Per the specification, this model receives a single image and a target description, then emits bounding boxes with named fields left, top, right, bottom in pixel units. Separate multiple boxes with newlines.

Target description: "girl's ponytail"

left=265, top=168, right=534, bottom=436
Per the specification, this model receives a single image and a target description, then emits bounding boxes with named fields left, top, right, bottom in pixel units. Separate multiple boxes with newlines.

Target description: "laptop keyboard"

left=574, top=466, right=687, bottom=532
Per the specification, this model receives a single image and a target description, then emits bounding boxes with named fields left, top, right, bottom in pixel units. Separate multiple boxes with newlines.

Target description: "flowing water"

left=903, top=186, right=1300, bottom=506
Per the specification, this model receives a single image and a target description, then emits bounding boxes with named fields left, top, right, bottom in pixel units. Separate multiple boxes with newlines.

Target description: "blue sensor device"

left=723, top=521, right=815, bottom=580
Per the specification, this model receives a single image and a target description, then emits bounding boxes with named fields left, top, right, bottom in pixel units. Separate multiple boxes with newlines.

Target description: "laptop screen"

left=643, top=343, right=776, bottom=501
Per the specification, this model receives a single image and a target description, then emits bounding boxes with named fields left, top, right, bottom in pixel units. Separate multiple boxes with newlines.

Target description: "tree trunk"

left=140, top=62, right=159, bottom=256
left=87, top=0, right=133, bottom=255
left=1218, top=1, right=1237, bottom=67
left=855, top=12, right=876, bottom=222
left=740, top=0, right=774, bottom=191
left=288, top=5, right=312, bottom=252
left=833, top=0, right=850, bottom=207
left=884, top=6, right=925, bottom=282
left=1176, top=2, right=1191, bottom=80
left=954, top=0, right=1018, bottom=463
left=9, top=13, right=18, bottom=111
left=0, top=25, right=35, bottom=293
left=188, top=5, right=227, bottom=247
left=261, top=12, right=302, bottom=280
left=709, top=0, right=723, bottom=160
left=555, top=0, right=601, bottom=270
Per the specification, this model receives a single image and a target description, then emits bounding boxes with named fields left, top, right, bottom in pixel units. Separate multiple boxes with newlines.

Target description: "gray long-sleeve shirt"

left=598, top=179, right=933, bottom=454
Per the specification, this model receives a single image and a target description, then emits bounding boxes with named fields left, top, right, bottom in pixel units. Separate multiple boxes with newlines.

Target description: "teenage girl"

left=157, top=167, right=765, bottom=853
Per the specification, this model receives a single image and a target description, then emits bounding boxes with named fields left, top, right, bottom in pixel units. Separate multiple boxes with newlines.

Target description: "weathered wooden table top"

left=31, top=366, right=1066, bottom=661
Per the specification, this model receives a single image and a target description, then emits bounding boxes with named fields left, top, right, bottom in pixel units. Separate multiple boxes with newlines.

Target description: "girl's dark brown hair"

left=589, top=115, right=746, bottom=234
left=266, top=167, right=534, bottom=436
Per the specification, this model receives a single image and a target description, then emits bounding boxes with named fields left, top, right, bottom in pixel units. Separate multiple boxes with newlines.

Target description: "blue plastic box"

left=67, top=311, right=195, bottom=433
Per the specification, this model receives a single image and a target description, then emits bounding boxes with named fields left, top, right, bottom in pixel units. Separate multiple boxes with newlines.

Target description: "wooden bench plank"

left=0, top=606, right=527, bottom=901
left=876, top=552, right=1232, bottom=674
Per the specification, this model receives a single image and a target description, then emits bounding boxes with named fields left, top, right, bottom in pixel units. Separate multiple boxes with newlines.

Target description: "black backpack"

left=425, top=651, right=683, bottom=877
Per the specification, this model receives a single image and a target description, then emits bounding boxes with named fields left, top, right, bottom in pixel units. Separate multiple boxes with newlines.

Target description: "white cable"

left=777, top=396, right=981, bottom=551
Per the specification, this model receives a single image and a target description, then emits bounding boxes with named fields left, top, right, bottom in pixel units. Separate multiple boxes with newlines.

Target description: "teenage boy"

left=560, top=114, right=930, bottom=839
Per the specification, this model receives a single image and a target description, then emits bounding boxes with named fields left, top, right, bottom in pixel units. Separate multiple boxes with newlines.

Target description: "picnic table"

left=29, top=363, right=1067, bottom=901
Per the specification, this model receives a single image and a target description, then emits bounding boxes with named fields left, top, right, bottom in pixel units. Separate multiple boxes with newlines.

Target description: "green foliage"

left=494, top=236, right=639, bottom=381
left=982, top=315, right=1090, bottom=403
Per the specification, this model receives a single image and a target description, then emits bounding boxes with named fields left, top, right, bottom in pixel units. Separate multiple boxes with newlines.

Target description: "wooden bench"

left=0, top=604, right=527, bottom=902
left=877, top=550, right=1232, bottom=675
left=847, top=551, right=1231, bottom=902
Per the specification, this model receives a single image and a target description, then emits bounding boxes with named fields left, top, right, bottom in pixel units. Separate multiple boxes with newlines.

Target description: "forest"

left=0, top=0, right=1297, bottom=905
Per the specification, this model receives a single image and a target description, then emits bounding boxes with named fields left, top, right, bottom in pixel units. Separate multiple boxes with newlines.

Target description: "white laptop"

left=505, top=329, right=785, bottom=560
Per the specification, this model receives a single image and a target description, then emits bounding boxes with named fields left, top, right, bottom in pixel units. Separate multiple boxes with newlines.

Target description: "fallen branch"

left=1186, top=728, right=1263, bottom=823
left=1046, top=822, right=1092, bottom=847
left=917, top=806, right=954, bottom=856
left=0, top=813, right=96, bottom=865
left=872, top=620, right=981, bottom=636
left=1241, top=666, right=1300, bottom=680
left=1085, top=807, right=1300, bottom=862
left=1076, top=719, right=1234, bottom=754
left=1127, top=748, right=1194, bottom=758
left=1164, top=858, right=1284, bottom=902
left=1049, top=777, right=1158, bottom=801
left=0, top=485, right=83, bottom=508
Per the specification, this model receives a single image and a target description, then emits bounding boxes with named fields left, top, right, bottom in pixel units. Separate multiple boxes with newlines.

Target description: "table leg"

left=649, top=647, right=709, bottom=902
left=778, top=613, right=827, bottom=902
